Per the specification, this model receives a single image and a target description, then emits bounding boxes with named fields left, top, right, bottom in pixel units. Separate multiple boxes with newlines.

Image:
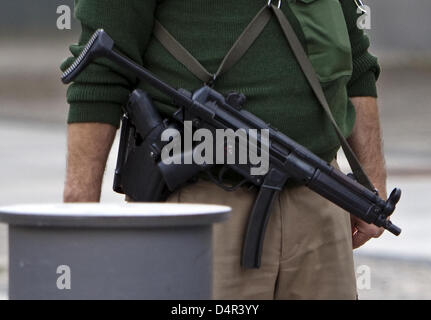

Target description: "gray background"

left=0, top=1, right=79, bottom=36
left=1, top=0, right=430, bottom=299
left=2, top=0, right=431, bottom=50
left=367, top=0, right=431, bottom=52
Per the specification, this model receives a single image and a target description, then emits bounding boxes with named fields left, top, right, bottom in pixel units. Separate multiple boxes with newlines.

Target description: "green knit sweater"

left=61, top=0, right=380, bottom=162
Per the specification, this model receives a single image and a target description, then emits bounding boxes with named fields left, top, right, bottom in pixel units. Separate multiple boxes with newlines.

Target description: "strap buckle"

left=205, top=74, right=217, bottom=88
left=354, top=0, right=368, bottom=13
left=267, top=0, right=282, bottom=9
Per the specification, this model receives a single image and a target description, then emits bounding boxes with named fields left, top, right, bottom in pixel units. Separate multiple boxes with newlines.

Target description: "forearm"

left=347, top=96, right=387, bottom=199
left=64, top=122, right=117, bottom=202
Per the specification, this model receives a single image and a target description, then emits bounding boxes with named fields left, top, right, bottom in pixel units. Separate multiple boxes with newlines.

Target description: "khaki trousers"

left=166, top=168, right=357, bottom=299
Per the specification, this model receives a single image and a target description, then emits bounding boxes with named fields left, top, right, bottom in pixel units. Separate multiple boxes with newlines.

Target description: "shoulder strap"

left=153, top=3, right=375, bottom=191
left=153, top=5, right=272, bottom=84
left=270, top=4, right=375, bottom=191
left=153, top=20, right=212, bottom=83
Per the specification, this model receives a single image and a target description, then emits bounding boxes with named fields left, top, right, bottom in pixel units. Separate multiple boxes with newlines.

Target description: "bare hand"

left=350, top=214, right=385, bottom=249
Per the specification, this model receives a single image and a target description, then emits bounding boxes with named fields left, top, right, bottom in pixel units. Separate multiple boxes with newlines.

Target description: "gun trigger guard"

left=218, top=165, right=228, bottom=182
left=205, top=169, right=248, bottom=192
left=373, top=188, right=379, bottom=196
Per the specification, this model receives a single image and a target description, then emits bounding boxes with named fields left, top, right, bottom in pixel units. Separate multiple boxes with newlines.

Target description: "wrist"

left=63, top=178, right=102, bottom=202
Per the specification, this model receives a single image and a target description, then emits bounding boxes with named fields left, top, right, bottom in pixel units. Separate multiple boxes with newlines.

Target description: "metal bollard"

left=0, top=203, right=230, bottom=300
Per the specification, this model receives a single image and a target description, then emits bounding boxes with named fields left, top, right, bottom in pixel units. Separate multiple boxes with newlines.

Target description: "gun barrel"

left=384, top=220, right=402, bottom=236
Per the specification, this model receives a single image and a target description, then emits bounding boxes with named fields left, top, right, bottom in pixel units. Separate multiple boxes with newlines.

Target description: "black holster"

left=113, top=89, right=206, bottom=201
left=113, top=90, right=171, bottom=202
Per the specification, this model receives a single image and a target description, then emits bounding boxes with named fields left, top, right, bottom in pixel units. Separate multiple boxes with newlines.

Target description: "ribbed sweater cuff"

left=67, top=102, right=123, bottom=128
left=347, top=70, right=378, bottom=98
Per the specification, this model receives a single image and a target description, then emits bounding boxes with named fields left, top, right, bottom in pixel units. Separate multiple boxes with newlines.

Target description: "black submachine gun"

left=62, top=30, right=402, bottom=269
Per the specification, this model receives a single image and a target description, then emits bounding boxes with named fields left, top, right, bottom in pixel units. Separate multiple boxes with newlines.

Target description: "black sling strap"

left=152, top=3, right=375, bottom=191
left=269, top=4, right=374, bottom=190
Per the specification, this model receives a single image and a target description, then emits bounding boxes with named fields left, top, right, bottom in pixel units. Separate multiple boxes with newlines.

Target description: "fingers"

left=373, top=226, right=385, bottom=238
left=351, top=216, right=385, bottom=249
left=352, top=230, right=371, bottom=249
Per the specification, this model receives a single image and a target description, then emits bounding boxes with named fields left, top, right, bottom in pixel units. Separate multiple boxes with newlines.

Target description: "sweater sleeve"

left=340, top=0, right=381, bottom=98
left=60, top=0, right=157, bottom=127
